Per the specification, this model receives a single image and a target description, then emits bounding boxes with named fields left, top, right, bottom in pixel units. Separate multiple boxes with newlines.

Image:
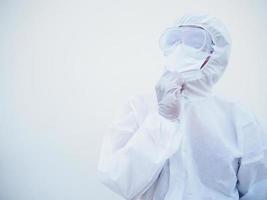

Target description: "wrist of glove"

left=155, top=71, right=185, bottom=122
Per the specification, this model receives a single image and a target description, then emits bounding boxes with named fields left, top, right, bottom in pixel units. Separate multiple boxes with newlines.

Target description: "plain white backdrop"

left=0, top=0, right=267, bottom=199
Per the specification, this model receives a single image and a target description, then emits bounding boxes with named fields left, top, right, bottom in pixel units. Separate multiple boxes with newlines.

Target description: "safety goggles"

left=159, top=25, right=214, bottom=55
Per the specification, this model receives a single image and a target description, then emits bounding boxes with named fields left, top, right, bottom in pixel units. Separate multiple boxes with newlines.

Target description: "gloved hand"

left=155, top=71, right=185, bottom=122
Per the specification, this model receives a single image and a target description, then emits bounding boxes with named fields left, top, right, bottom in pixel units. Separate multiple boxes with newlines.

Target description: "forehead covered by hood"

left=173, top=13, right=232, bottom=87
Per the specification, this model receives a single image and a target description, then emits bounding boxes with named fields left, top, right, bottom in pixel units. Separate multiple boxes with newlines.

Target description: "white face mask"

left=162, top=43, right=210, bottom=81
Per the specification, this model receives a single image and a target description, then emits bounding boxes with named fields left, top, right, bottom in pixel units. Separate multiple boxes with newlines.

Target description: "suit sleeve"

left=97, top=96, right=183, bottom=199
left=236, top=109, right=267, bottom=200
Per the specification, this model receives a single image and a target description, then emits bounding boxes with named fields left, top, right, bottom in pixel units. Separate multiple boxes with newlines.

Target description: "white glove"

left=155, top=71, right=185, bottom=122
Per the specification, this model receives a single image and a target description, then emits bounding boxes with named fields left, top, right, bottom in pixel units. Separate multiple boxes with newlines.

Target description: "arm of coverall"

left=237, top=113, right=267, bottom=200
left=97, top=96, right=183, bottom=199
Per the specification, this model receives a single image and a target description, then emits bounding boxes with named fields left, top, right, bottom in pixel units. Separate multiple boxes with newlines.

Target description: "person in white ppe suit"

left=97, top=13, right=267, bottom=200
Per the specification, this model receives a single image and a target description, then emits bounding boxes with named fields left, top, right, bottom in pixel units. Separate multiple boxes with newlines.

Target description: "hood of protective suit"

left=162, top=13, right=232, bottom=100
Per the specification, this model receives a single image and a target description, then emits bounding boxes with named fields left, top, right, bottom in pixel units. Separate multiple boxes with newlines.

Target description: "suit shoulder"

left=212, top=95, right=255, bottom=122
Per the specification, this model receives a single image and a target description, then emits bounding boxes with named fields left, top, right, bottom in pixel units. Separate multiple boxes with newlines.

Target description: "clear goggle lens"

left=159, top=26, right=214, bottom=54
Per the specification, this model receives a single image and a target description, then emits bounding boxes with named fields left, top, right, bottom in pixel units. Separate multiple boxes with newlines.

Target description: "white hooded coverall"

left=97, top=14, right=267, bottom=200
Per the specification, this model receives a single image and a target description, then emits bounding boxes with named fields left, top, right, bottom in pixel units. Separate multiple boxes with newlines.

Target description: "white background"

left=0, top=0, right=267, bottom=199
